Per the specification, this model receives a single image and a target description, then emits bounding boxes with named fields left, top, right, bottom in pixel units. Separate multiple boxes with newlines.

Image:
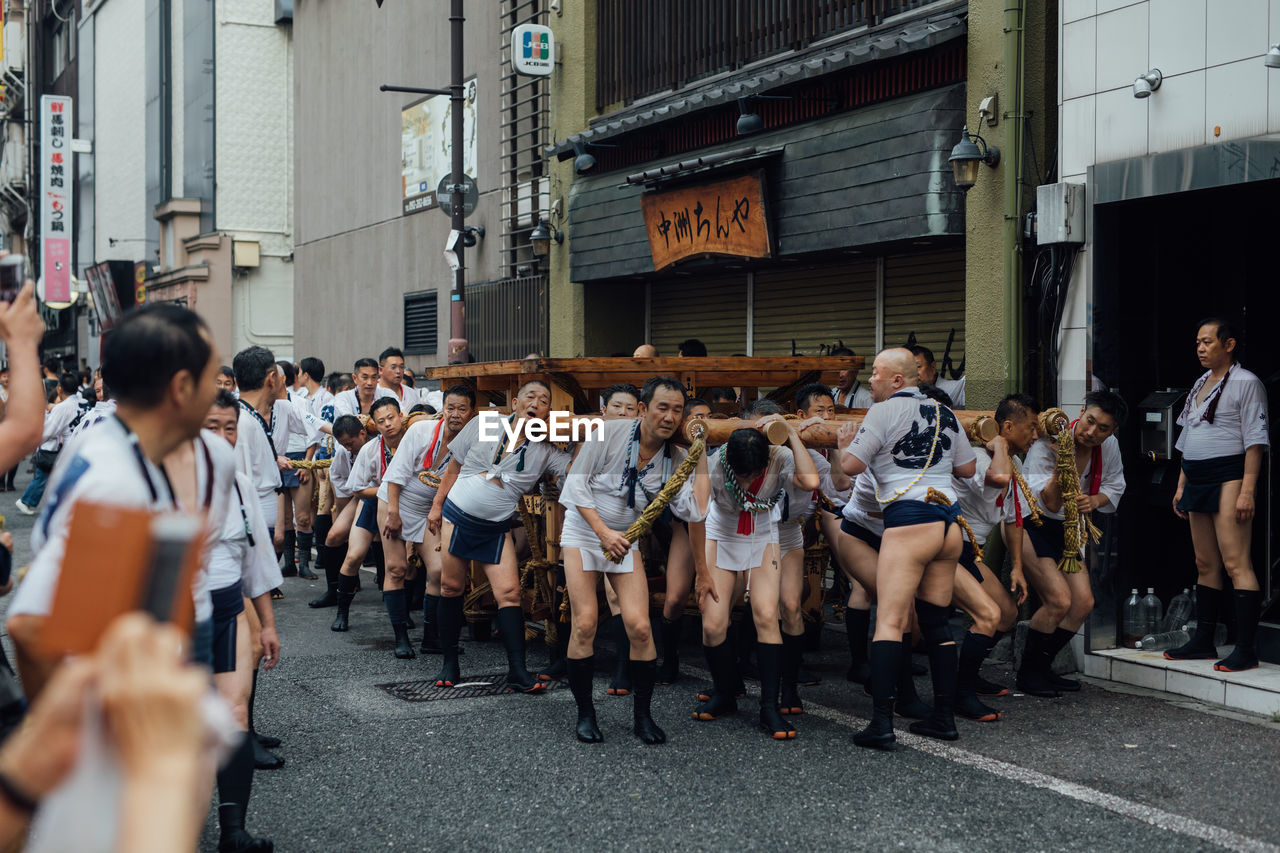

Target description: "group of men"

left=0, top=308, right=1267, bottom=847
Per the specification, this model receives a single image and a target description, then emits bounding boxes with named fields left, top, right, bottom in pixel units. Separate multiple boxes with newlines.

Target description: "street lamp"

left=530, top=219, right=562, bottom=256
left=948, top=125, right=1000, bottom=192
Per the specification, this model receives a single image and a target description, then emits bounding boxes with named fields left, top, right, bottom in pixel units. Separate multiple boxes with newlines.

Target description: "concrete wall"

left=1056, top=0, right=1280, bottom=408
left=216, top=0, right=294, bottom=356
left=291, top=0, right=504, bottom=370
left=92, top=0, right=149, bottom=265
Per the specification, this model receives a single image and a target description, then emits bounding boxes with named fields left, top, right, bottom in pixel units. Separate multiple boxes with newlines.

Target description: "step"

left=1084, top=647, right=1280, bottom=717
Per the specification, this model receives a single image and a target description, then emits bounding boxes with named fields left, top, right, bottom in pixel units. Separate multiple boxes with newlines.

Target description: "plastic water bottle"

left=1141, top=588, right=1164, bottom=636
left=1162, top=588, right=1192, bottom=632
left=1136, top=628, right=1191, bottom=651
left=1122, top=589, right=1144, bottom=648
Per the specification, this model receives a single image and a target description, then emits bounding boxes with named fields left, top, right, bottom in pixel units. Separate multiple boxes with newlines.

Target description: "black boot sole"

left=1015, top=676, right=1062, bottom=698
left=908, top=719, right=960, bottom=741
left=853, top=729, right=896, bottom=750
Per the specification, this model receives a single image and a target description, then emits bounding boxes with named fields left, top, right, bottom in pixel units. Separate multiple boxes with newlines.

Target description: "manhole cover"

left=377, top=673, right=567, bottom=702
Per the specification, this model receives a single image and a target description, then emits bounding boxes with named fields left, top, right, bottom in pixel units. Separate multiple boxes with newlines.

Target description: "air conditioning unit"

left=1035, top=182, right=1086, bottom=246
left=2, top=21, right=24, bottom=76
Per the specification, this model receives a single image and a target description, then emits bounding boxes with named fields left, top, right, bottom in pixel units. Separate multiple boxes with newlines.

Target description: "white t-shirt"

left=558, top=419, right=704, bottom=547
left=40, top=394, right=86, bottom=451
left=445, top=415, right=572, bottom=522
left=1001, top=457, right=1035, bottom=526
left=380, top=418, right=450, bottom=511
left=840, top=472, right=886, bottom=537
left=347, top=435, right=394, bottom=496
left=11, top=419, right=178, bottom=617
left=207, top=471, right=284, bottom=599
left=813, top=448, right=851, bottom=507
left=309, top=387, right=336, bottom=424
left=329, top=444, right=356, bottom=500
left=69, top=400, right=117, bottom=439
left=954, top=447, right=1005, bottom=546
left=831, top=383, right=873, bottom=409
left=375, top=384, right=419, bottom=413
left=1174, top=366, right=1269, bottom=461
left=843, top=387, right=976, bottom=506
left=333, top=389, right=376, bottom=420
left=706, top=444, right=794, bottom=542
left=1025, top=433, right=1125, bottom=521
left=236, top=404, right=282, bottom=525
left=936, top=375, right=966, bottom=408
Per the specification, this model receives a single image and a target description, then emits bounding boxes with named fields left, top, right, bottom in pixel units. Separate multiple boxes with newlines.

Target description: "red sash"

left=737, top=471, right=767, bottom=535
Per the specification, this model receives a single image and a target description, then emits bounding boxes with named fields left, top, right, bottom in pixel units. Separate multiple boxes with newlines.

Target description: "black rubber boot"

left=296, top=530, right=317, bottom=579
left=329, top=574, right=358, bottom=632
left=496, top=606, right=545, bottom=693
left=909, top=599, right=960, bottom=741
left=217, top=802, right=273, bottom=852
left=757, top=642, right=795, bottom=739
left=854, top=640, right=899, bottom=750
left=692, top=640, right=738, bottom=720
left=1167, top=584, right=1222, bottom=660
left=384, top=590, right=415, bottom=659
left=845, top=607, right=871, bottom=684
left=280, top=530, right=298, bottom=577
left=1015, top=628, right=1062, bottom=698
left=656, top=615, right=683, bottom=684
left=607, top=616, right=632, bottom=696
left=420, top=593, right=441, bottom=653
left=779, top=631, right=805, bottom=715
left=735, top=608, right=759, bottom=680
left=1216, top=589, right=1262, bottom=672
left=434, top=596, right=464, bottom=687
left=894, top=632, right=933, bottom=719
left=1043, top=627, right=1081, bottom=691
left=406, top=569, right=426, bottom=616
left=630, top=658, right=666, bottom=744
left=567, top=656, right=603, bottom=742
left=308, top=516, right=338, bottom=607
left=955, top=632, right=1002, bottom=722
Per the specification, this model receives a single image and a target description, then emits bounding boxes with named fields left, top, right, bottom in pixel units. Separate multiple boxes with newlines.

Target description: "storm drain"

left=377, top=674, right=567, bottom=702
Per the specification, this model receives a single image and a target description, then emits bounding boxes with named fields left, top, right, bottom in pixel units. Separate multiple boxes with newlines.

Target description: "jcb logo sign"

left=512, top=24, right=554, bottom=76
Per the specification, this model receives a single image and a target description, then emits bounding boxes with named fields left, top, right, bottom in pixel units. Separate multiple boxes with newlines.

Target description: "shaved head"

left=868, top=347, right=918, bottom=403
left=633, top=344, right=658, bottom=358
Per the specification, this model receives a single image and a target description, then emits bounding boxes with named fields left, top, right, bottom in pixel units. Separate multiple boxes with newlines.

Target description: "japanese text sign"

left=639, top=172, right=770, bottom=270
left=40, top=95, right=73, bottom=303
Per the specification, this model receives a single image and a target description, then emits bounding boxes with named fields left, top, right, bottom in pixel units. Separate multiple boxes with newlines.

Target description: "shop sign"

left=40, top=95, right=73, bottom=304
left=639, top=173, right=770, bottom=270
left=511, top=24, right=554, bottom=76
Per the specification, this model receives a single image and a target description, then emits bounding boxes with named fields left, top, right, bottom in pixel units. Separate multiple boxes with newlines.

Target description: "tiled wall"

left=1055, top=0, right=1280, bottom=408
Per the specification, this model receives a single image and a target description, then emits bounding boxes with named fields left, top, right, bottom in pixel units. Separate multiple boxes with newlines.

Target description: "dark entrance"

left=1093, top=177, right=1279, bottom=660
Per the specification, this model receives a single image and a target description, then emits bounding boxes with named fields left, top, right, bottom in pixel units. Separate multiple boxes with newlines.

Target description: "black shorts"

left=840, top=517, right=883, bottom=552
left=279, top=451, right=306, bottom=489
left=1025, top=516, right=1066, bottom=560
left=1176, top=454, right=1245, bottom=514
left=355, top=498, right=378, bottom=533
left=958, top=540, right=983, bottom=583
left=210, top=581, right=245, bottom=674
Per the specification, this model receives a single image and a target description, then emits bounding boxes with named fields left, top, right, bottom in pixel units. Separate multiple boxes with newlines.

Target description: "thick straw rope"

left=1038, top=408, right=1101, bottom=574
left=602, top=436, right=707, bottom=564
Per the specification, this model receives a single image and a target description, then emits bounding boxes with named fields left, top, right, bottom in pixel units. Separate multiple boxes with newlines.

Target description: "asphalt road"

left=1, top=465, right=1277, bottom=852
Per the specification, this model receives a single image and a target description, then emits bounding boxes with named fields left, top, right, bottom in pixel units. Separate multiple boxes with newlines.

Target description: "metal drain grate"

left=377, top=674, right=567, bottom=702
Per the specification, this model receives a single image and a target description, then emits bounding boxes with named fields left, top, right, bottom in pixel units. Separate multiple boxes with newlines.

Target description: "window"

left=403, top=291, right=439, bottom=356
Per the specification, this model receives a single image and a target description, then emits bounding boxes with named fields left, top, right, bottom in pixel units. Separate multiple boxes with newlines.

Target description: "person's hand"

left=0, top=531, right=12, bottom=553
left=599, top=529, right=630, bottom=560
left=0, top=656, right=96, bottom=801
left=1076, top=493, right=1094, bottom=514
left=836, top=421, right=859, bottom=451
left=0, top=281, right=46, bottom=348
left=1235, top=490, right=1255, bottom=524
left=694, top=568, right=719, bottom=608
left=1172, top=490, right=1188, bottom=520
left=796, top=415, right=826, bottom=433
left=427, top=507, right=442, bottom=536
left=273, top=526, right=284, bottom=549
left=297, top=469, right=310, bottom=486
left=258, top=627, right=280, bottom=671
left=1009, top=566, right=1028, bottom=606
left=97, top=615, right=207, bottom=781
left=383, top=508, right=403, bottom=540
left=984, top=435, right=1008, bottom=454
left=276, top=456, right=292, bottom=472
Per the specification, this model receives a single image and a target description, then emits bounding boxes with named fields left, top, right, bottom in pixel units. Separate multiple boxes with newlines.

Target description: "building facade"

left=1053, top=0, right=1279, bottom=669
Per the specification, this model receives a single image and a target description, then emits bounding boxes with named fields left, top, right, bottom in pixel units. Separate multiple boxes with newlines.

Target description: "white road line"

left=685, top=666, right=1276, bottom=853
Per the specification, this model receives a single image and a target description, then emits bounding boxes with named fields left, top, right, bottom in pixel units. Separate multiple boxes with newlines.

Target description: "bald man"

left=634, top=344, right=658, bottom=358
left=836, top=347, right=976, bottom=750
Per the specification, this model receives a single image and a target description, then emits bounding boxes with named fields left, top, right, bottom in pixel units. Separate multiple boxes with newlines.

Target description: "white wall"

left=215, top=0, right=294, bottom=356
left=92, top=0, right=148, bottom=263
left=1055, top=0, right=1280, bottom=408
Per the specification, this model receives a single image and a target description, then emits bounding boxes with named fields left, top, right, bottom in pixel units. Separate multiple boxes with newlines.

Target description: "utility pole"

left=380, top=0, right=470, bottom=364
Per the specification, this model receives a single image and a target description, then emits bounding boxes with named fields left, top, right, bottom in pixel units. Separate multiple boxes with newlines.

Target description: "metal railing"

left=596, top=0, right=935, bottom=110
left=464, top=275, right=548, bottom=362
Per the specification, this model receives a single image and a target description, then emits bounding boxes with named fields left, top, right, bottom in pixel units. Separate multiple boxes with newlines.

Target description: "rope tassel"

left=924, top=487, right=983, bottom=564
left=1039, top=408, right=1101, bottom=574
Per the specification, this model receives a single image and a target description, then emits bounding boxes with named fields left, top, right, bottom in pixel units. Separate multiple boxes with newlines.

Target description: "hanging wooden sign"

left=639, top=172, right=771, bottom=270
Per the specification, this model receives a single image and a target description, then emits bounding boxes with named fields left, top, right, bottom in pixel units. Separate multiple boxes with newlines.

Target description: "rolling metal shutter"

left=649, top=274, right=748, bottom=357
left=752, top=261, right=878, bottom=358
left=882, top=249, right=966, bottom=374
